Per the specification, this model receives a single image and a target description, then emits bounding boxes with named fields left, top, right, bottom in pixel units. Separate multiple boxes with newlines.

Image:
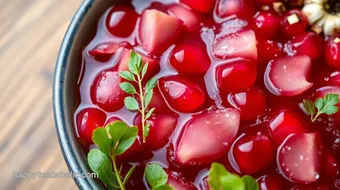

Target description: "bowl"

left=53, top=0, right=116, bottom=189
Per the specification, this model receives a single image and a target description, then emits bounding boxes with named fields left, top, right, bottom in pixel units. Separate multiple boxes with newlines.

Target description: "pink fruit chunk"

left=134, top=112, right=178, bottom=150
left=218, top=17, right=248, bottom=36
left=213, top=30, right=258, bottom=61
left=216, top=0, right=255, bottom=19
left=117, top=48, right=160, bottom=80
left=264, top=55, right=313, bottom=96
left=325, top=35, right=340, bottom=69
left=227, top=86, right=267, bottom=120
left=277, top=133, right=323, bottom=184
left=180, top=0, right=215, bottom=13
left=88, top=42, right=131, bottom=62
left=168, top=5, right=200, bottom=32
left=231, top=133, right=274, bottom=174
left=257, top=39, right=284, bottom=64
left=268, top=109, right=308, bottom=146
left=216, top=59, right=257, bottom=93
left=91, top=70, right=126, bottom=112
left=167, top=171, right=198, bottom=190
left=281, top=9, right=308, bottom=37
left=76, top=108, right=106, bottom=146
left=159, top=75, right=206, bottom=113
left=106, top=5, right=139, bottom=37
left=139, top=9, right=183, bottom=55
left=290, top=32, right=324, bottom=59
left=169, top=43, right=211, bottom=74
left=314, top=86, right=340, bottom=119
left=253, top=11, right=281, bottom=39
left=176, top=108, right=240, bottom=165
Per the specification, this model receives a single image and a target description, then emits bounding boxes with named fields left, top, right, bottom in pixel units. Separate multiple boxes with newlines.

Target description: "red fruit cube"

left=76, top=108, right=106, bottom=146
left=253, top=11, right=281, bottom=39
left=169, top=43, right=211, bottom=74
left=277, top=133, right=323, bottom=184
left=290, top=32, right=324, bottom=59
left=231, top=133, right=274, bottom=174
left=176, top=108, right=240, bottom=165
left=167, top=171, right=198, bottom=190
left=139, top=9, right=183, bottom=55
left=180, top=0, right=215, bottom=13
left=325, top=35, right=340, bottom=69
left=216, top=59, right=257, bottom=93
left=90, top=70, right=126, bottom=112
left=281, top=9, right=308, bottom=37
left=88, top=42, right=131, bottom=62
left=168, top=5, right=200, bottom=32
left=213, top=30, right=258, bottom=61
left=216, top=0, right=255, bottom=19
left=264, top=55, right=313, bottom=96
left=268, top=109, right=309, bottom=146
left=159, top=75, right=206, bottom=113
left=257, top=39, right=284, bottom=64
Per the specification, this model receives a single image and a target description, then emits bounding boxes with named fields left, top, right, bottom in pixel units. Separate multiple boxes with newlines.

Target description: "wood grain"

left=0, top=0, right=82, bottom=189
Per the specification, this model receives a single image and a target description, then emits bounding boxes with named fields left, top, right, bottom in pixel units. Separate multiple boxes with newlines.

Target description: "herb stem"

left=112, top=154, right=125, bottom=190
left=136, top=73, right=147, bottom=143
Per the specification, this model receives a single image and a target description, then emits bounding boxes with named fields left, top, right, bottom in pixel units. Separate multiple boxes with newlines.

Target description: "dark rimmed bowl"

left=53, top=0, right=118, bottom=189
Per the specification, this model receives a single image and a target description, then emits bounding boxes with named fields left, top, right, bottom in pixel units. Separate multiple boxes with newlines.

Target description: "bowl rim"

left=53, top=0, right=99, bottom=189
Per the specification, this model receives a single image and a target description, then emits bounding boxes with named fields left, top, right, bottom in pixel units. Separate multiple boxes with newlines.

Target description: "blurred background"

left=0, top=0, right=82, bottom=189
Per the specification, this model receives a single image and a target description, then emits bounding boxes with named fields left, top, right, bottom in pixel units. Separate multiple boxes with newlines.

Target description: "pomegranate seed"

left=325, top=35, right=340, bottom=69
left=88, top=42, right=131, bottom=62
left=106, top=5, right=139, bottom=37
left=168, top=5, right=200, bottom=32
left=281, top=9, right=308, bottom=37
left=257, top=39, right=284, bottom=64
left=290, top=32, right=324, bottom=59
left=253, top=11, right=281, bottom=39
left=216, top=0, right=255, bottom=19
left=180, top=0, right=215, bottom=13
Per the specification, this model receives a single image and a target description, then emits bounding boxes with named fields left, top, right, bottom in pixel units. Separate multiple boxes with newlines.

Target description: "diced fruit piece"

left=257, top=39, right=284, bottom=64
left=277, top=133, right=323, bottom=184
left=134, top=112, right=178, bottom=150
left=281, top=9, right=308, bottom=37
left=253, top=11, right=281, bottom=39
left=180, top=0, right=215, bottom=13
left=213, top=30, right=258, bottom=60
left=76, top=108, right=106, bottom=146
left=231, top=133, right=274, bottom=174
left=91, top=70, right=126, bottom=112
left=268, top=110, right=308, bottom=145
left=121, top=164, right=146, bottom=190
left=176, top=108, right=240, bottom=165
left=257, top=173, right=288, bottom=190
left=159, top=75, right=206, bottom=112
left=168, top=5, right=200, bottom=32
left=216, top=0, right=255, bottom=19
left=264, top=55, right=313, bottom=96
left=325, top=35, right=340, bottom=69
left=139, top=9, right=183, bottom=55
left=218, top=17, right=248, bottom=36
left=314, top=86, right=340, bottom=120
left=167, top=171, right=198, bottom=190
left=148, top=86, right=171, bottom=112
left=88, top=42, right=131, bottom=62
left=106, top=5, right=139, bottom=37
left=117, top=48, right=160, bottom=80
left=216, top=59, right=257, bottom=93
left=169, top=43, right=211, bottom=74
left=227, top=87, right=267, bottom=120
left=290, top=32, right=324, bottom=59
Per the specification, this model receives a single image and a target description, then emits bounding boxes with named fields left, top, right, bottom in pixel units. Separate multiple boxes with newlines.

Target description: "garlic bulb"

left=302, top=0, right=340, bottom=35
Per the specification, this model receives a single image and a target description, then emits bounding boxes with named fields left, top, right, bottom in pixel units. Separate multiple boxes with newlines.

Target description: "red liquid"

left=74, top=0, right=340, bottom=189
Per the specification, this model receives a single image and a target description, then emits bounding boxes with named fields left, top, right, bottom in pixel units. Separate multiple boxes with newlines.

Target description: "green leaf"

left=315, top=98, right=324, bottom=111
left=120, top=82, right=137, bottom=95
left=145, top=77, right=158, bottom=92
left=141, top=62, right=148, bottom=79
left=220, top=175, right=245, bottom=190
left=242, top=175, right=259, bottom=190
left=129, top=51, right=142, bottom=75
left=144, top=90, right=153, bottom=108
left=106, top=122, right=137, bottom=155
left=145, top=108, right=155, bottom=120
left=321, top=93, right=339, bottom=115
left=124, top=97, right=139, bottom=111
left=88, top=149, right=117, bottom=188
left=208, top=163, right=230, bottom=190
left=144, top=123, right=150, bottom=139
left=145, top=164, right=168, bottom=188
left=302, top=99, right=315, bottom=116
left=154, top=185, right=173, bottom=190
left=123, top=165, right=137, bottom=185
left=92, top=128, right=112, bottom=158
left=120, top=71, right=135, bottom=81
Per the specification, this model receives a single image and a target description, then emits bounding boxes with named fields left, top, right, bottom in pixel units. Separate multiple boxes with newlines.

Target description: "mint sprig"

left=144, top=164, right=173, bottom=190
left=87, top=121, right=138, bottom=190
left=302, top=93, right=339, bottom=122
left=120, top=51, right=157, bottom=143
left=208, top=163, right=258, bottom=190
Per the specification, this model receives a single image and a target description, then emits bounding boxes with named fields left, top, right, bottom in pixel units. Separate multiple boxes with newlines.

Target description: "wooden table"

left=0, top=0, right=82, bottom=189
